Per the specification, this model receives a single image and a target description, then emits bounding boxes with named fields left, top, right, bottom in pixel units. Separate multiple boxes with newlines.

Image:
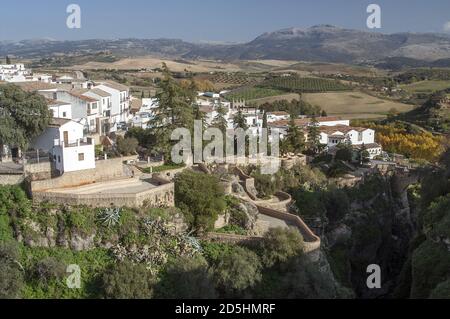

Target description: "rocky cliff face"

left=324, top=173, right=419, bottom=298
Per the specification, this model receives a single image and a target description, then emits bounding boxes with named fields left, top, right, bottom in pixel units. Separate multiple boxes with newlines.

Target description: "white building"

left=31, top=119, right=95, bottom=174
left=48, top=101, right=72, bottom=119
left=95, top=81, right=130, bottom=125
left=0, top=64, right=31, bottom=82
left=318, top=125, right=382, bottom=159
left=266, top=111, right=290, bottom=123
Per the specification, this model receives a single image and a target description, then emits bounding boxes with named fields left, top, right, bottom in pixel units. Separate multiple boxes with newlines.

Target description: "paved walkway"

left=51, top=178, right=156, bottom=195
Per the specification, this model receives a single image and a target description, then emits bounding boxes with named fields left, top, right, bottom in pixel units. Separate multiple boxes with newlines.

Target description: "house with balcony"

left=31, top=118, right=95, bottom=174
left=95, top=81, right=130, bottom=128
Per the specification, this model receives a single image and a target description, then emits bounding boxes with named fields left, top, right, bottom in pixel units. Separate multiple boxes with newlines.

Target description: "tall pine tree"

left=150, top=63, right=194, bottom=160
left=307, top=116, right=321, bottom=154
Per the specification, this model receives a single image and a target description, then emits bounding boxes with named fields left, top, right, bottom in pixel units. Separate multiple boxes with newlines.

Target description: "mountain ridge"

left=2, top=25, right=450, bottom=64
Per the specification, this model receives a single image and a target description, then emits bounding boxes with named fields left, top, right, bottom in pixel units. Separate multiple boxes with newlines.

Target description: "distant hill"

left=397, top=92, right=450, bottom=133
left=2, top=25, right=450, bottom=65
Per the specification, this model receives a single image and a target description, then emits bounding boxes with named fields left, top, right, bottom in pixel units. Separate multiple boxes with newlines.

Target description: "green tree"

left=358, top=144, right=370, bottom=164
left=260, top=227, right=304, bottom=268
left=116, top=136, right=139, bottom=156
left=0, top=243, right=23, bottom=299
left=149, top=63, right=194, bottom=159
left=212, top=101, right=228, bottom=135
left=429, top=279, right=450, bottom=299
left=6, top=56, right=11, bottom=64
left=125, top=127, right=156, bottom=150
left=233, top=108, right=248, bottom=130
left=335, top=143, right=353, bottom=162
left=0, top=84, right=52, bottom=150
left=174, top=170, right=226, bottom=233
left=283, top=113, right=305, bottom=155
left=157, top=256, right=216, bottom=299
left=307, top=116, right=321, bottom=154
left=275, top=255, right=345, bottom=299
left=213, top=246, right=262, bottom=297
left=101, top=261, right=155, bottom=299
left=262, top=111, right=268, bottom=129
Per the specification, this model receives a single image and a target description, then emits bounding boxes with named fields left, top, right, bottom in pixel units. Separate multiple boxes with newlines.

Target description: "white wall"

left=62, top=143, right=96, bottom=172
left=49, top=104, right=72, bottom=119
left=319, top=120, right=350, bottom=127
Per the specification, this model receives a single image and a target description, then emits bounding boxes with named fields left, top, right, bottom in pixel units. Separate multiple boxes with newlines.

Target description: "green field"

left=399, top=80, right=450, bottom=94
left=302, top=91, right=415, bottom=119
left=261, top=76, right=351, bottom=93
left=224, top=87, right=285, bottom=101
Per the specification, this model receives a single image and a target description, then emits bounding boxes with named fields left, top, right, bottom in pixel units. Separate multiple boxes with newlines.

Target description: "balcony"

left=55, top=137, right=93, bottom=148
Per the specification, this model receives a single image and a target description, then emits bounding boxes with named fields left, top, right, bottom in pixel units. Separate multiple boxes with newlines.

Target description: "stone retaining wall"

left=31, top=156, right=138, bottom=192
left=256, top=205, right=321, bottom=253
left=0, top=174, right=24, bottom=186
left=33, top=181, right=174, bottom=208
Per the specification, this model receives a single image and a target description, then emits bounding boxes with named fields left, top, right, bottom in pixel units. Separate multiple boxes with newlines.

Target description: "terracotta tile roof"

left=69, top=91, right=99, bottom=102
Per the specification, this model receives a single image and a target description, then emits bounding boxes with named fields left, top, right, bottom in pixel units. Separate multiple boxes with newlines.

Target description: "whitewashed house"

left=0, top=64, right=31, bottom=82
left=31, top=119, right=95, bottom=174
left=318, top=126, right=382, bottom=159
left=266, top=111, right=290, bottom=123
left=48, top=100, right=72, bottom=119
left=82, top=88, right=112, bottom=118
left=95, top=81, right=130, bottom=126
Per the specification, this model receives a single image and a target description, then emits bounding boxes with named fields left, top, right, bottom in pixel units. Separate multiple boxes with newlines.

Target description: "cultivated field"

left=248, top=93, right=302, bottom=106
left=224, top=87, right=285, bottom=101
left=399, top=80, right=450, bottom=93
left=302, top=91, right=415, bottom=118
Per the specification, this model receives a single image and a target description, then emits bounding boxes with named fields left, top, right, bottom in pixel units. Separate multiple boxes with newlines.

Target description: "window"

left=62, top=112, right=67, bottom=117
left=58, top=156, right=61, bottom=163
left=92, top=102, right=98, bottom=109
left=358, top=132, right=363, bottom=142
left=78, top=153, right=85, bottom=161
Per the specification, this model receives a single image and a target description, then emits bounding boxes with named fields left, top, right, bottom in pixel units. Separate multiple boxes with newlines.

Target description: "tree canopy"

left=174, top=170, right=226, bottom=233
left=0, top=84, right=52, bottom=149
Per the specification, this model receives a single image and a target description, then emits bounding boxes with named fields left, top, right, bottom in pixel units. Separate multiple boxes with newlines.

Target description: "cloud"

left=444, top=22, right=450, bottom=32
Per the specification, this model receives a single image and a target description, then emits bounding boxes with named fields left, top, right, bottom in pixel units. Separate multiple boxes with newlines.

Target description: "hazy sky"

left=1, top=0, right=450, bottom=42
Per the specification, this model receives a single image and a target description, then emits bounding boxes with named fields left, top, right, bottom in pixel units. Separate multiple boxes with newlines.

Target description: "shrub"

left=101, top=261, right=155, bottom=299
left=0, top=243, right=24, bottom=299
left=32, top=257, right=66, bottom=283
left=260, top=227, right=304, bottom=268
left=116, top=136, right=138, bottom=156
left=157, top=255, right=216, bottom=299
left=175, top=171, right=226, bottom=233
left=213, top=246, right=262, bottom=297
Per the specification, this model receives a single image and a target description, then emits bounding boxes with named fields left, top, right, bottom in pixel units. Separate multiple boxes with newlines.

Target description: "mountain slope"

left=2, top=25, right=450, bottom=63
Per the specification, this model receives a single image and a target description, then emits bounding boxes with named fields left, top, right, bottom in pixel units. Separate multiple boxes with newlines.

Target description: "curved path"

left=198, top=163, right=321, bottom=253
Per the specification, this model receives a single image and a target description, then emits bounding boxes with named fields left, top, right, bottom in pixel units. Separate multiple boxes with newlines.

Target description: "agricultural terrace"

left=260, top=76, right=351, bottom=93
